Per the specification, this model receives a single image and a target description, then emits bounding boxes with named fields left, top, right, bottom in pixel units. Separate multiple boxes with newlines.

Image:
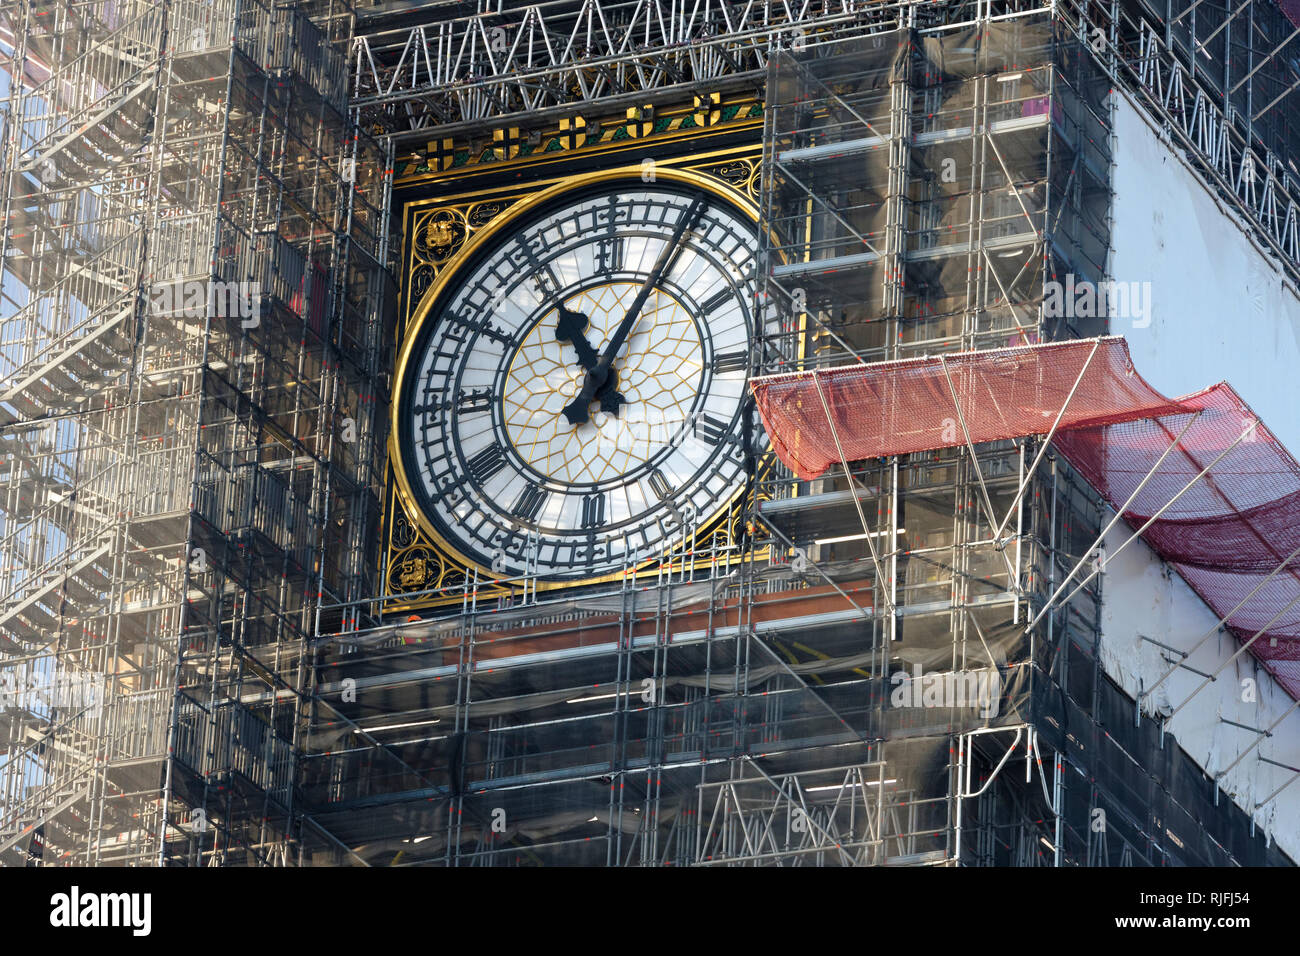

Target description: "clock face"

left=395, top=172, right=764, bottom=581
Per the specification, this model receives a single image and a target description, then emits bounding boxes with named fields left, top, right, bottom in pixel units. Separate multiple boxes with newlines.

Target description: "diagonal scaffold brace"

left=811, top=373, right=897, bottom=618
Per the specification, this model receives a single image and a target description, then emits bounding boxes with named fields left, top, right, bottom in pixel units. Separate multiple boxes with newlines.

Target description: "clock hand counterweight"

left=562, top=194, right=708, bottom=426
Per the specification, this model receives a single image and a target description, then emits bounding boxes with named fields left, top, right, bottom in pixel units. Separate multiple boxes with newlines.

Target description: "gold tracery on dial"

left=502, top=282, right=704, bottom=485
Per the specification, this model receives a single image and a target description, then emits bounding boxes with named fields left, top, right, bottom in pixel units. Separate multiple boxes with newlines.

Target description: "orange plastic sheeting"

left=750, top=337, right=1188, bottom=480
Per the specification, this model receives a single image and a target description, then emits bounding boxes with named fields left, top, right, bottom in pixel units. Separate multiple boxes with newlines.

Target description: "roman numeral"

left=466, top=445, right=507, bottom=484
left=595, top=236, right=624, bottom=274
left=581, top=492, right=605, bottom=529
left=700, top=288, right=734, bottom=316
left=647, top=468, right=673, bottom=501
left=516, top=236, right=561, bottom=298
left=711, top=350, right=748, bottom=374
left=694, top=413, right=732, bottom=445
left=531, top=264, right=561, bottom=298
left=510, top=483, right=549, bottom=523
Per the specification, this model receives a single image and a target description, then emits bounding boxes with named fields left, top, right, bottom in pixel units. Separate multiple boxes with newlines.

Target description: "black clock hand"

left=562, top=194, right=707, bottom=426
left=555, top=305, right=598, bottom=370
left=595, top=194, right=706, bottom=375
left=556, top=304, right=626, bottom=414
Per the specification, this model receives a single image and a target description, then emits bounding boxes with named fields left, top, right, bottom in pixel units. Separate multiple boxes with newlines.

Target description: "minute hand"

left=563, top=195, right=707, bottom=425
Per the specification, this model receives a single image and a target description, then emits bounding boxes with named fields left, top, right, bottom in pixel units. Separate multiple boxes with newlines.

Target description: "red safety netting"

left=1281, top=0, right=1300, bottom=31
left=751, top=338, right=1189, bottom=481
left=1054, top=384, right=1300, bottom=698
left=751, top=338, right=1300, bottom=698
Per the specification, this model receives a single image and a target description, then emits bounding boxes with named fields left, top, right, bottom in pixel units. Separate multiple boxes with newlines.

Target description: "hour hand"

left=597, top=381, right=625, bottom=415
left=561, top=376, right=625, bottom=425
left=555, top=305, right=598, bottom=370
left=561, top=397, right=589, bottom=427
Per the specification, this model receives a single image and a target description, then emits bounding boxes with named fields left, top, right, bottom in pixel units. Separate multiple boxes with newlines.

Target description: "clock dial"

left=395, top=171, right=764, bottom=581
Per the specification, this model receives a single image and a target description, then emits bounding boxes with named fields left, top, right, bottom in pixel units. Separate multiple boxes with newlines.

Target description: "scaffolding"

left=288, top=5, right=1286, bottom=866
left=0, top=0, right=394, bottom=864
left=750, top=8, right=1287, bottom=865
left=357, top=0, right=1300, bottom=286
left=2, top=0, right=1296, bottom=867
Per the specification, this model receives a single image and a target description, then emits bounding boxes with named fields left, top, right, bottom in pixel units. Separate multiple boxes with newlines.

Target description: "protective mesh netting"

left=1054, top=384, right=1300, bottom=697
left=751, top=338, right=1300, bottom=698
left=752, top=338, right=1186, bottom=480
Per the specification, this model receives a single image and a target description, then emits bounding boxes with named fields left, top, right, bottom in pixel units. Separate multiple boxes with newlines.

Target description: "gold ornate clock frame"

left=384, top=142, right=765, bottom=612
